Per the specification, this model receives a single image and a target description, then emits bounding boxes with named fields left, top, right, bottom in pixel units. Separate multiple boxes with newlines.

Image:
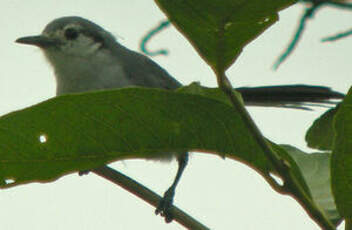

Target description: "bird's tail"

left=237, top=85, right=344, bottom=110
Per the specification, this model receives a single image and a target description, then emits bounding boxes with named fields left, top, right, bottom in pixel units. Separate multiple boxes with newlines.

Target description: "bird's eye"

left=64, top=28, right=79, bottom=40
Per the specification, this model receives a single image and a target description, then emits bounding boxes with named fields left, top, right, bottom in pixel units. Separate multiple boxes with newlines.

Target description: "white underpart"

left=43, top=32, right=129, bottom=95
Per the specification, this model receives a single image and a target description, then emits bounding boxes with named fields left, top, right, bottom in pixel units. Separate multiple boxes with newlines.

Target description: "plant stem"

left=216, top=70, right=335, bottom=230
left=213, top=17, right=335, bottom=226
left=346, top=218, right=352, bottom=230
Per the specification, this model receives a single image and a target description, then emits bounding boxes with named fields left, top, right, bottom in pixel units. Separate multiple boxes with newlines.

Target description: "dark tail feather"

left=236, top=85, right=344, bottom=110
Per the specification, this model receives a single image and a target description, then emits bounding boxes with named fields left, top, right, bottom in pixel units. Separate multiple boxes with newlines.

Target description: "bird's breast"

left=53, top=54, right=130, bottom=95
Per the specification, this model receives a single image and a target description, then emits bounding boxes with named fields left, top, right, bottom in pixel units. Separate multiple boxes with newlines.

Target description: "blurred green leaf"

left=282, top=145, right=341, bottom=225
left=155, top=0, right=297, bottom=72
left=0, top=87, right=276, bottom=188
left=0, top=85, right=313, bottom=199
left=305, top=107, right=339, bottom=150
left=331, top=87, right=352, bottom=217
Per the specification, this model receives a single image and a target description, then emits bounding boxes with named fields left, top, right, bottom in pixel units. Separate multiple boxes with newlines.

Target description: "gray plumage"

left=36, top=16, right=181, bottom=95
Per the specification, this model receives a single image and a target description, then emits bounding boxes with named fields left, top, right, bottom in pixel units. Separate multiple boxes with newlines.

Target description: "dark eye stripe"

left=64, top=28, right=79, bottom=40
left=63, top=27, right=105, bottom=48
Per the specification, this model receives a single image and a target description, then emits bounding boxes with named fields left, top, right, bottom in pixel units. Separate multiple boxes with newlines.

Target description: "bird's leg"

left=155, top=152, right=189, bottom=223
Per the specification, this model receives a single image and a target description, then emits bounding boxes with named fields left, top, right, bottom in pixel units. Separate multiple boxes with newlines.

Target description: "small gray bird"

left=16, top=16, right=344, bottom=223
left=16, top=16, right=188, bottom=223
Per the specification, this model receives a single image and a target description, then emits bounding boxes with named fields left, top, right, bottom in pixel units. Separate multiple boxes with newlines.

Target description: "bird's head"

left=16, top=16, right=116, bottom=63
left=16, top=16, right=124, bottom=95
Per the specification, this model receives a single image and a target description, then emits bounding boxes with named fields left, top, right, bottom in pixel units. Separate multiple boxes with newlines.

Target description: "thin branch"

left=273, top=2, right=322, bottom=70
left=322, top=29, right=352, bottom=42
left=274, top=0, right=352, bottom=69
left=324, top=1, right=352, bottom=10
left=92, top=165, right=210, bottom=230
left=140, top=20, right=170, bottom=56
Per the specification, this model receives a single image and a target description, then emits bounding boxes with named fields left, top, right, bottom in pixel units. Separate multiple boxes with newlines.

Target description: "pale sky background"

left=0, top=1, right=351, bottom=230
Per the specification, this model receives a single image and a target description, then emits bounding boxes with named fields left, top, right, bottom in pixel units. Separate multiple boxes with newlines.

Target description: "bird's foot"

left=155, top=188, right=175, bottom=223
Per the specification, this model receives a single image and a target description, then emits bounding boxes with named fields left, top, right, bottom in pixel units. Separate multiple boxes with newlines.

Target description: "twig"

left=92, top=165, right=210, bottom=230
left=273, top=1, right=322, bottom=70
left=140, top=20, right=170, bottom=56
left=322, top=29, right=352, bottom=42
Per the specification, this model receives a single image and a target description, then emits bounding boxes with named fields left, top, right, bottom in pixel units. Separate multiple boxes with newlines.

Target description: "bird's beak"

left=16, top=35, right=59, bottom=48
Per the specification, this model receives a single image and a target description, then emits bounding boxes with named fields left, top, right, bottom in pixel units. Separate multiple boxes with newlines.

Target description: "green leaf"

left=331, top=87, right=352, bottom=217
left=305, top=107, right=339, bottom=150
left=155, top=0, right=297, bottom=72
left=0, top=85, right=314, bottom=220
left=282, top=145, right=342, bottom=225
left=177, top=82, right=244, bottom=106
left=0, top=87, right=277, bottom=188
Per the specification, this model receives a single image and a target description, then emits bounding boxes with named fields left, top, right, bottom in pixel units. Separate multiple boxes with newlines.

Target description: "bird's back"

left=115, top=45, right=182, bottom=90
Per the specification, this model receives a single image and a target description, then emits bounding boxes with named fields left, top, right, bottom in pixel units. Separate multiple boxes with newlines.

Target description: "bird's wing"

left=120, top=49, right=182, bottom=90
